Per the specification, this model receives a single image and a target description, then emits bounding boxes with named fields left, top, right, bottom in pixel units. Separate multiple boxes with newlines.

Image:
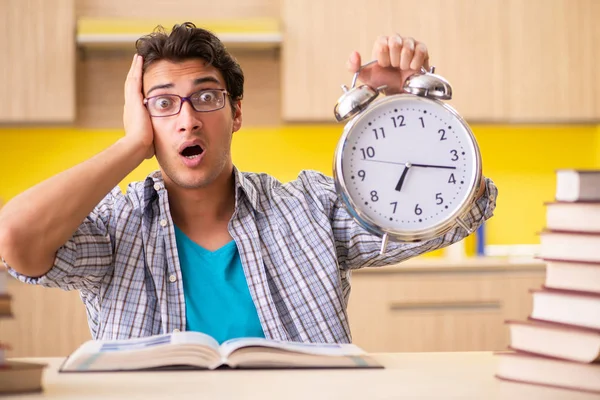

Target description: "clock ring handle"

left=350, top=60, right=437, bottom=91
left=350, top=59, right=378, bottom=89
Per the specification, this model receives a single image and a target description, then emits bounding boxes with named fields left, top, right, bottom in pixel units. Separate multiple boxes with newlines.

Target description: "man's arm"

left=0, top=54, right=154, bottom=278
left=334, top=176, right=497, bottom=270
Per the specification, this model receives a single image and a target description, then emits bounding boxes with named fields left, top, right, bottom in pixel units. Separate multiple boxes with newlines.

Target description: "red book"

left=539, top=230, right=600, bottom=263
left=539, top=258, right=600, bottom=294
left=496, top=350, right=600, bottom=394
left=530, top=287, right=600, bottom=330
left=555, top=169, right=600, bottom=202
left=545, top=201, right=600, bottom=233
left=506, top=319, right=600, bottom=363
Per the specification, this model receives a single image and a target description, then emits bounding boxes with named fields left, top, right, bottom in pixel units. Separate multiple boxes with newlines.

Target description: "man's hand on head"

left=123, top=54, right=155, bottom=160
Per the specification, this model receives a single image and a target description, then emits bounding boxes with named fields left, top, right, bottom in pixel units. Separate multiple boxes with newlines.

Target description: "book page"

left=62, top=332, right=221, bottom=371
left=219, top=337, right=365, bottom=359
left=88, top=332, right=220, bottom=353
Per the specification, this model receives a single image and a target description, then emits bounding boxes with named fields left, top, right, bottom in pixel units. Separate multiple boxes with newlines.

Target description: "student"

left=0, top=23, right=497, bottom=344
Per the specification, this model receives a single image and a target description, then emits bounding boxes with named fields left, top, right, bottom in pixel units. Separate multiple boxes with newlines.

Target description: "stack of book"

left=0, top=266, right=45, bottom=393
left=495, top=169, right=600, bottom=394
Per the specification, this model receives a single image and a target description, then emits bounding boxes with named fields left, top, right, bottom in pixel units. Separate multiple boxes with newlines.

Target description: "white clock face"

left=338, top=95, right=479, bottom=235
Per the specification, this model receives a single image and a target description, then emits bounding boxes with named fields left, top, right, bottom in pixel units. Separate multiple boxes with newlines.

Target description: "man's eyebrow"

left=145, top=77, right=222, bottom=97
left=193, top=76, right=221, bottom=86
left=146, top=83, right=174, bottom=96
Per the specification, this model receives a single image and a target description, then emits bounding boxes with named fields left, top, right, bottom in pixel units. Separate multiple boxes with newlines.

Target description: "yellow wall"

left=1, top=124, right=598, bottom=247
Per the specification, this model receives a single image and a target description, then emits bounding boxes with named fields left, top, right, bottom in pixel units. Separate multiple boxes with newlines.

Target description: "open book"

left=59, top=331, right=381, bottom=372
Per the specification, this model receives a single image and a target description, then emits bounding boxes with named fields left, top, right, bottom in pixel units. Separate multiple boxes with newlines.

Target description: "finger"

left=131, top=54, right=143, bottom=93
left=410, top=42, right=429, bottom=71
left=372, top=35, right=391, bottom=68
left=124, top=54, right=137, bottom=100
left=346, top=50, right=361, bottom=73
left=388, top=34, right=403, bottom=68
left=400, top=37, right=415, bottom=70
left=126, top=54, right=137, bottom=79
left=126, top=55, right=144, bottom=102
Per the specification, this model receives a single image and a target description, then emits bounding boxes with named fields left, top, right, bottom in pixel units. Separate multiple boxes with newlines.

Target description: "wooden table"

left=6, top=352, right=599, bottom=399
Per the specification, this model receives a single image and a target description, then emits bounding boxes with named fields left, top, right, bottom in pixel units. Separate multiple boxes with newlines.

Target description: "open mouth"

left=180, top=145, right=204, bottom=159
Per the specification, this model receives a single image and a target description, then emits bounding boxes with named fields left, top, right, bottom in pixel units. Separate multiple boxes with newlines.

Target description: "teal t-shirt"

left=174, top=226, right=265, bottom=343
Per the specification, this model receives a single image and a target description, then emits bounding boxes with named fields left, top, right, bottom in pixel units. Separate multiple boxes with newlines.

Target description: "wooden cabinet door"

left=347, top=269, right=545, bottom=352
left=0, top=0, right=75, bottom=123
left=282, top=0, right=508, bottom=122
left=0, top=280, right=91, bottom=357
left=504, top=0, right=599, bottom=122
left=282, top=0, right=600, bottom=123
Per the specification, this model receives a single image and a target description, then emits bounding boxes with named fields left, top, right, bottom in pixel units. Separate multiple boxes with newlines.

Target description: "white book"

left=59, top=331, right=381, bottom=372
left=542, top=258, right=600, bottom=294
left=545, top=202, right=600, bottom=233
left=539, top=231, right=600, bottom=263
left=506, top=319, right=600, bottom=363
left=496, top=351, right=600, bottom=394
left=530, top=288, right=600, bottom=330
left=555, top=169, right=600, bottom=202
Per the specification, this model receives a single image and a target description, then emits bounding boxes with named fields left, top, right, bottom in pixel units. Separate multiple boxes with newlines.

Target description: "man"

left=0, top=23, right=497, bottom=344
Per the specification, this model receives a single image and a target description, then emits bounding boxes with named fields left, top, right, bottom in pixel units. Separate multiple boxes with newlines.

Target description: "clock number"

left=360, top=147, right=375, bottom=159
left=391, top=115, right=406, bottom=128
left=370, top=190, right=379, bottom=202
left=358, top=170, right=366, bottom=181
left=419, top=117, right=425, bottom=128
left=448, top=173, right=456, bottom=184
left=438, top=129, right=447, bottom=141
left=414, top=204, right=423, bottom=215
left=450, top=149, right=459, bottom=161
left=372, top=127, right=385, bottom=140
left=436, top=193, right=444, bottom=205
left=390, top=201, right=398, bottom=214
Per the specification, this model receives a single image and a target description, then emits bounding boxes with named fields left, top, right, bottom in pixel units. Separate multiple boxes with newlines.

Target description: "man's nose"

left=177, top=100, right=201, bottom=132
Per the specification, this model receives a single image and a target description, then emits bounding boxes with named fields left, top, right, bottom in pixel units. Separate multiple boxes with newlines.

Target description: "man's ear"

left=232, top=100, right=242, bottom=133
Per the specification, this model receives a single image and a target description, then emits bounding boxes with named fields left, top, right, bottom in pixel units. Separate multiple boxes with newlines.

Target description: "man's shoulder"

left=96, top=172, right=159, bottom=214
left=239, top=169, right=335, bottom=196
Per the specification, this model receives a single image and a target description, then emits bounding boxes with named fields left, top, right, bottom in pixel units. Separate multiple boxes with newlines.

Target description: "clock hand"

left=364, top=159, right=457, bottom=170
left=411, top=163, right=457, bottom=170
left=395, top=163, right=411, bottom=192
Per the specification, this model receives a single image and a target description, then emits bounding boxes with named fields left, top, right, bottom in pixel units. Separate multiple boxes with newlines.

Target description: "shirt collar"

left=143, top=171, right=164, bottom=211
left=232, top=166, right=262, bottom=214
left=142, top=167, right=263, bottom=214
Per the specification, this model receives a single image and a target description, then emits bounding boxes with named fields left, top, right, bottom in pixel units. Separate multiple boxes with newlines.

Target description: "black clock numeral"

left=436, top=193, right=444, bottom=205
left=414, top=204, right=423, bottom=215
left=391, top=115, right=406, bottom=128
left=360, top=147, right=375, bottom=159
left=370, top=190, right=379, bottom=202
left=419, top=117, right=425, bottom=128
left=372, top=127, right=385, bottom=140
left=358, top=170, right=366, bottom=181
left=390, top=201, right=398, bottom=214
left=448, top=173, right=456, bottom=184
left=438, top=129, right=447, bottom=141
left=450, top=149, right=459, bottom=161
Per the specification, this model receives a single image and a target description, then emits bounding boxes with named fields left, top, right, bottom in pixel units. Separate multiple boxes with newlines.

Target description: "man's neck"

left=165, top=167, right=236, bottom=231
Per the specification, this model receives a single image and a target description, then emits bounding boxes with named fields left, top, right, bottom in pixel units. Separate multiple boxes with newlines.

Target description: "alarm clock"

left=333, top=60, right=482, bottom=254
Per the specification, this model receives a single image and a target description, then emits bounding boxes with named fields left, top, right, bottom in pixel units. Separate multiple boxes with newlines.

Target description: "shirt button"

left=160, top=219, right=168, bottom=227
left=169, top=274, right=177, bottom=283
left=154, top=183, right=161, bottom=191
left=173, top=329, right=180, bottom=333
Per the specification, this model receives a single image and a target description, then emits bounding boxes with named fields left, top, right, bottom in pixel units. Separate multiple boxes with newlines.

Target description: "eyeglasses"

left=143, top=89, right=229, bottom=117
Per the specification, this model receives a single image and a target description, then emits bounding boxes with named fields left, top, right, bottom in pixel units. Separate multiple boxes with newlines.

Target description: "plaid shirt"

left=6, top=168, right=497, bottom=343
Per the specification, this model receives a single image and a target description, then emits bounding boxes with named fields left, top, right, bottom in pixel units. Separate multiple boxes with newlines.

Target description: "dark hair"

left=135, top=22, right=244, bottom=108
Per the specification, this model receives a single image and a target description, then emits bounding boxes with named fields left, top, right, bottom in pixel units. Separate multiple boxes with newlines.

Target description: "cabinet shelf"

left=76, top=18, right=282, bottom=50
